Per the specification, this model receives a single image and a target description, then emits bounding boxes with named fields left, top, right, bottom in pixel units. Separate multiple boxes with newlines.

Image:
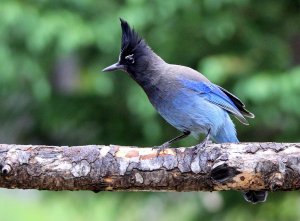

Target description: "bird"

left=102, top=18, right=267, bottom=204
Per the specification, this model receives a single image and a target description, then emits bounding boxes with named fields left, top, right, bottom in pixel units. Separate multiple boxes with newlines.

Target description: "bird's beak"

left=102, top=63, right=125, bottom=72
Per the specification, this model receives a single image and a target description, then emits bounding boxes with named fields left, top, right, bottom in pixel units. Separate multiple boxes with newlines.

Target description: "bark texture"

left=0, top=143, right=299, bottom=192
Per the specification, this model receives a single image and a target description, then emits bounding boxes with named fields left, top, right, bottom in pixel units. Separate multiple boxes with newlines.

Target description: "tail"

left=212, top=115, right=268, bottom=204
left=243, top=190, right=268, bottom=204
left=212, top=114, right=239, bottom=143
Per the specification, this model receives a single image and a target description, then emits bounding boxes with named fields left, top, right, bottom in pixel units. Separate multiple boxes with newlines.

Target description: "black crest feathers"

left=119, top=18, right=146, bottom=58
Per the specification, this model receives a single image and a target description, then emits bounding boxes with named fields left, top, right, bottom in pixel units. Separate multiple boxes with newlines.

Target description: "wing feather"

left=179, top=79, right=252, bottom=125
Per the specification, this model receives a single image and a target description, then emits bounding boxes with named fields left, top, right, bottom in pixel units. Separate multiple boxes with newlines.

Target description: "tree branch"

left=0, top=143, right=299, bottom=192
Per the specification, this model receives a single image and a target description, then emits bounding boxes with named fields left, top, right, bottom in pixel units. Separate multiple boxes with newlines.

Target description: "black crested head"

left=103, top=18, right=165, bottom=84
left=119, top=18, right=150, bottom=67
left=120, top=18, right=142, bottom=54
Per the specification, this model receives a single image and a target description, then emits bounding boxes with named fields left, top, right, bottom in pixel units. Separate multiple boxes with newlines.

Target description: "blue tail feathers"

left=212, top=114, right=239, bottom=143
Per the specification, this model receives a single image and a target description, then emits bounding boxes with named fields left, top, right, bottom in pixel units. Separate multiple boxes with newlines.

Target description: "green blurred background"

left=0, top=0, right=300, bottom=220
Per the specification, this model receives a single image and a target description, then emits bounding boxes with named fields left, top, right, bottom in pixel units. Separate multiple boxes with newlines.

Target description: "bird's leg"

left=154, top=131, right=191, bottom=153
left=195, top=128, right=211, bottom=150
left=165, top=131, right=191, bottom=145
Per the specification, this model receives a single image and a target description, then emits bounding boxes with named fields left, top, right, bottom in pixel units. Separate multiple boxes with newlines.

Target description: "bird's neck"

left=128, top=50, right=167, bottom=89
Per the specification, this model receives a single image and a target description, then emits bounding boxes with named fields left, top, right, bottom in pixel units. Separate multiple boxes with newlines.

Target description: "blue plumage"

left=179, top=78, right=249, bottom=125
left=149, top=75, right=239, bottom=144
left=102, top=19, right=267, bottom=204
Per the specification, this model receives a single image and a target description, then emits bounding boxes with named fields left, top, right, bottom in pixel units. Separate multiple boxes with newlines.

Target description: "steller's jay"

left=103, top=18, right=267, bottom=204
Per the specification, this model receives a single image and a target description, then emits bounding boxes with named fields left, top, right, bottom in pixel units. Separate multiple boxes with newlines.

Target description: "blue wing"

left=179, top=79, right=249, bottom=125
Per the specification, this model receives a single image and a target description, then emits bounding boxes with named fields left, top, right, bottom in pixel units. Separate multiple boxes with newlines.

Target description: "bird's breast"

left=143, top=85, right=197, bottom=132
left=143, top=85, right=229, bottom=137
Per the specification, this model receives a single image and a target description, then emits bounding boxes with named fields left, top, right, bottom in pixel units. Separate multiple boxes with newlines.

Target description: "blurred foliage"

left=0, top=0, right=300, bottom=220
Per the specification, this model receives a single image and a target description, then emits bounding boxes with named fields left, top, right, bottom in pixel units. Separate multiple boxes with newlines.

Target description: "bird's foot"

left=194, top=128, right=211, bottom=154
left=153, top=142, right=171, bottom=155
left=194, top=139, right=212, bottom=155
left=195, top=139, right=212, bottom=149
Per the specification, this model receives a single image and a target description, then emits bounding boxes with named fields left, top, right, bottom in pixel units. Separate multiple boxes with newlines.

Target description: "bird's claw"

left=194, top=139, right=212, bottom=155
left=153, top=142, right=171, bottom=155
left=196, top=139, right=212, bottom=149
left=194, top=128, right=211, bottom=155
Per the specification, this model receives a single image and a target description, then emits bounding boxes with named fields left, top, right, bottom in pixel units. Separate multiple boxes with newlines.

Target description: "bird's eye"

left=125, top=54, right=135, bottom=64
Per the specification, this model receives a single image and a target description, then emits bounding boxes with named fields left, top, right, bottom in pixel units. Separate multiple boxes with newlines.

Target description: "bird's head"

left=102, top=18, right=150, bottom=75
